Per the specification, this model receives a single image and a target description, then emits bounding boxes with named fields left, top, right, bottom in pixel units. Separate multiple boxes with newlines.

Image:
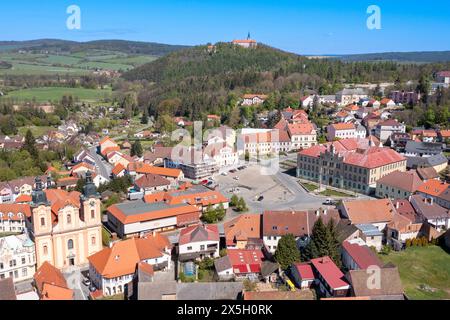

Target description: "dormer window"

left=8, top=212, right=13, bottom=219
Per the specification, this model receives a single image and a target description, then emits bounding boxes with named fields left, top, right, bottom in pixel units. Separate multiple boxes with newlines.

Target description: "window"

left=9, top=260, right=16, bottom=268
left=187, top=246, right=192, bottom=251
left=200, top=245, right=205, bottom=251
left=43, top=245, right=48, bottom=255
left=21, top=257, right=26, bottom=265
left=91, top=210, right=95, bottom=219
left=40, top=217, right=45, bottom=227
left=91, top=237, right=96, bottom=245
left=22, top=268, right=27, bottom=277
left=68, top=239, right=74, bottom=250
left=67, top=214, right=72, bottom=224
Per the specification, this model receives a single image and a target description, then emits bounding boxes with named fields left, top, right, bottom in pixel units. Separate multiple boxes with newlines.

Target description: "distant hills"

left=0, top=39, right=190, bottom=56
left=335, top=51, right=450, bottom=63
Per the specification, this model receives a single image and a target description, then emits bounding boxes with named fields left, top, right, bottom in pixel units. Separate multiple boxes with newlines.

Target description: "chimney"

left=396, top=201, right=400, bottom=210
left=316, top=210, right=320, bottom=217
left=152, top=230, right=157, bottom=237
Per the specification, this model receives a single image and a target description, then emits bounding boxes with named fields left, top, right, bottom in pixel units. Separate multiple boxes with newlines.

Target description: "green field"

left=18, top=126, right=56, bottom=137
left=380, top=246, right=450, bottom=300
left=0, top=49, right=159, bottom=76
left=319, top=189, right=353, bottom=197
left=2, top=87, right=112, bottom=103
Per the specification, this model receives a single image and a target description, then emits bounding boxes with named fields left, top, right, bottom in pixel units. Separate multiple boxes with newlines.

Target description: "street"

left=88, top=146, right=113, bottom=179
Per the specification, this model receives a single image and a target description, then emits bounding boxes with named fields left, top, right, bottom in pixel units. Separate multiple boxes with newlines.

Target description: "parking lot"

left=215, top=165, right=296, bottom=214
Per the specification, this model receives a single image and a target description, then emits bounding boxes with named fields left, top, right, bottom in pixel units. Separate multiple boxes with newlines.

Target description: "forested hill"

left=0, top=39, right=190, bottom=56
left=122, top=43, right=306, bottom=82
left=121, top=43, right=450, bottom=122
left=337, top=51, right=450, bottom=63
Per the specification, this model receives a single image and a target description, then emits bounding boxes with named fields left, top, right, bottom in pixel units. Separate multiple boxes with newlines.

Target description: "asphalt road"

left=88, top=146, right=113, bottom=180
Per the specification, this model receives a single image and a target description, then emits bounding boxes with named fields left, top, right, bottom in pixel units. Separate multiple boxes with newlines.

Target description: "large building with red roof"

left=297, top=137, right=407, bottom=194
left=310, top=256, right=350, bottom=298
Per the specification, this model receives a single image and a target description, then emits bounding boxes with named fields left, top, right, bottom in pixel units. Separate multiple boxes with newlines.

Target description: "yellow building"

left=27, top=173, right=103, bottom=270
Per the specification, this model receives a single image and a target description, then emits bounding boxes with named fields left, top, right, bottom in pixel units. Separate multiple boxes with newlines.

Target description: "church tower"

left=31, top=177, right=54, bottom=268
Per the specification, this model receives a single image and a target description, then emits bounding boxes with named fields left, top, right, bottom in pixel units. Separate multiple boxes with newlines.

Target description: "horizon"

left=1, top=0, right=449, bottom=55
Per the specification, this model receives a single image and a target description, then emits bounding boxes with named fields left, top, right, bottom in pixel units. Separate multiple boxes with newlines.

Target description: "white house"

left=374, top=119, right=406, bottom=143
left=88, top=234, right=172, bottom=297
left=327, top=123, right=365, bottom=141
left=178, top=224, right=220, bottom=262
left=0, top=234, right=36, bottom=283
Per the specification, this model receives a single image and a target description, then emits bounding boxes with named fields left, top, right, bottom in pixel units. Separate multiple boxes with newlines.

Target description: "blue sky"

left=1, top=0, right=449, bottom=54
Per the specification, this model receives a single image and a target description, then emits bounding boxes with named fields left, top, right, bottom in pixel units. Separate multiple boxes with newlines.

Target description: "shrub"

left=405, top=239, right=412, bottom=248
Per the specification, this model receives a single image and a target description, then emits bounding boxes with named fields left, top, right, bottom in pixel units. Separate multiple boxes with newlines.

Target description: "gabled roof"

left=416, top=167, right=439, bottom=180
left=88, top=234, right=170, bottom=279
left=416, top=180, right=449, bottom=197
left=293, top=262, right=315, bottom=280
left=179, top=224, right=219, bottom=245
left=0, top=203, right=31, bottom=220
left=342, top=199, right=395, bottom=224
left=130, top=162, right=182, bottom=178
left=376, top=170, right=423, bottom=192
left=310, top=256, right=349, bottom=290
left=342, top=241, right=383, bottom=269
left=224, top=214, right=262, bottom=246
left=34, top=262, right=73, bottom=300
left=346, top=267, right=403, bottom=298
left=135, top=174, right=171, bottom=189
left=227, top=249, right=264, bottom=274
left=330, top=123, right=355, bottom=131
left=410, top=195, right=450, bottom=220
left=112, top=163, right=126, bottom=176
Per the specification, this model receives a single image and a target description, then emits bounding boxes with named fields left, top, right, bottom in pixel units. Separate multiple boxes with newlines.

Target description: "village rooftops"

left=263, top=209, right=340, bottom=237
left=107, top=201, right=200, bottom=225
left=341, top=199, right=395, bottom=225
left=224, top=214, right=262, bottom=247
left=34, top=262, right=73, bottom=300
left=88, top=234, right=170, bottom=279
left=377, top=170, right=423, bottom=193
left=410, top=195, right=449, bottom=220
left=416, top=180, right=449, bottom=197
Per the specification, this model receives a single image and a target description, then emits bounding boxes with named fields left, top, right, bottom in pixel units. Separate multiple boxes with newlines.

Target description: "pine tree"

left=274, top=234, right=301, bottom=270
left=141, top=109, right=149, bottom=124
left=131, top=140, right=144, bottom=157
left=22, top=129, right=39, bottom=160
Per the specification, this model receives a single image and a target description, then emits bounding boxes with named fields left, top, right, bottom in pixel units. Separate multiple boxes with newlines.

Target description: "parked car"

left=233, top=177, right=240, bottom=181
left=221, top=172, right=228, bottom=176
left=257, top=196, right=264, bottom=202
left=323, top=198, right=334, bottom=206
left=83, top=278, right=91, bottom=286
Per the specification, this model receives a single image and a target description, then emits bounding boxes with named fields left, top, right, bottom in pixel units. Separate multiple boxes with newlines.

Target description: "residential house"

left=410, top=195, right=450, bottom=231
left=164, top=147, right=219, bottom=180
left=380, top=98, right=396, bottom=108
left=406, top=154, right=448, bottom=173
left=339, top=199, right=396, bottom=232
left=438, top=129, right=450, bottom=143
left=387, top=200, right=422, bottom=246
left=224, top=214, right=262, bottom=249
left=112, top=163, right=127, bottom=178
left=341, top=240, right=383, bottom=271
left=297, top=137, right=407, bottom=194
left=130, top=162, right=184, bottom=185
left=335, top=111, right=355, bottom=123
left=143, top=146, right=174, bottom=166
left=436, top=186, right=450, bottom=209
left=262, top=209, right=340, bottom=253
left=133, top=174, right=171, bottom=196
left=0, top=204, right=30, bottom=233
left=436, top=71, right=450, bottom=84
left=300, top=95, right=315, bottom=108
left=390, top=91, right=420, bottom=105
left=416, top=167, right=439, bottom=181
left=326, top=123, right=365, bottom=141
left=178, top=224, right=220, bottom=262
left=345, top=266, right=404, bottom=300
left=310, top=256, right=350, bottom=298
left=355, top=224, right=384, bottom=251
left=239, top=129, right=292, bottom=156
left=99, top=137, right=120, bottom=157
left=405, top=141, right=444, bottom=157
left=287, top=122, right=317, bottom=150
left=374, top=119, right=406, bottom=143
left=416, top=180, right=449, bottom=203
left=214, top=249, right=265, bottom=281
left=336, top=88, right=368, bottom=106
left=289, top=262, right=315, bottom=289
left=376, top=170, right=423, bottom=199
left=241, top=94, right=267, bottom=106
left=88, top=234, right=172, bottom=297
left=0, top=234, right=35, bottom=283
left=33, top=262, right=74, bottom=300
left=73, top=149, right=96, bottom=166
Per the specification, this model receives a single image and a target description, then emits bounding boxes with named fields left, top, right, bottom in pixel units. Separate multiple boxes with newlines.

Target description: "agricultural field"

left=0, top=49, right=158, bottom=75
left=1, top=86, right=112, bottom=103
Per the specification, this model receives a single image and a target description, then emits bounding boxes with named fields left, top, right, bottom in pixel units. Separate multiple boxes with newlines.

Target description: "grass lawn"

left=319, top=189, right=353, bottom=197
left=18, top=126, right=55, bottom=137
left=96, top=293, right=125, bottom=300
left=2, top=87, right=112, bottom=103
left=300, top=182, right=319, bottom=192
left=0, top=232, right=21, bottom=238
left=379, top=246, right=450, bottom=300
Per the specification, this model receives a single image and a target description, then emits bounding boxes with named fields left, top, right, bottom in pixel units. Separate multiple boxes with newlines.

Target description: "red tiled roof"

left=416, top=180, right=449, bottom=197
left=34, top=262, right=73, bottom=300
left=112, top=163, right=126, bottom=176
left=0, top=204, right=31, bottom=220
left=179, top=224, right=219, bottom=245
left=377, top=170, right=423, bottom=192
left=293, top=263, right=315, bottom=280
left=342, top=199, right=395, bottom=224
left=135, top=174, right=171, bottom=189
left=311, top=256, right=349, bottom=290
left=288, top=122, right=315, bottom=135
left=342, top=241, right=383, bottom=269
left=227, top=249, right=264, bottom=275
left=330, top=123, right=355, bottom=130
